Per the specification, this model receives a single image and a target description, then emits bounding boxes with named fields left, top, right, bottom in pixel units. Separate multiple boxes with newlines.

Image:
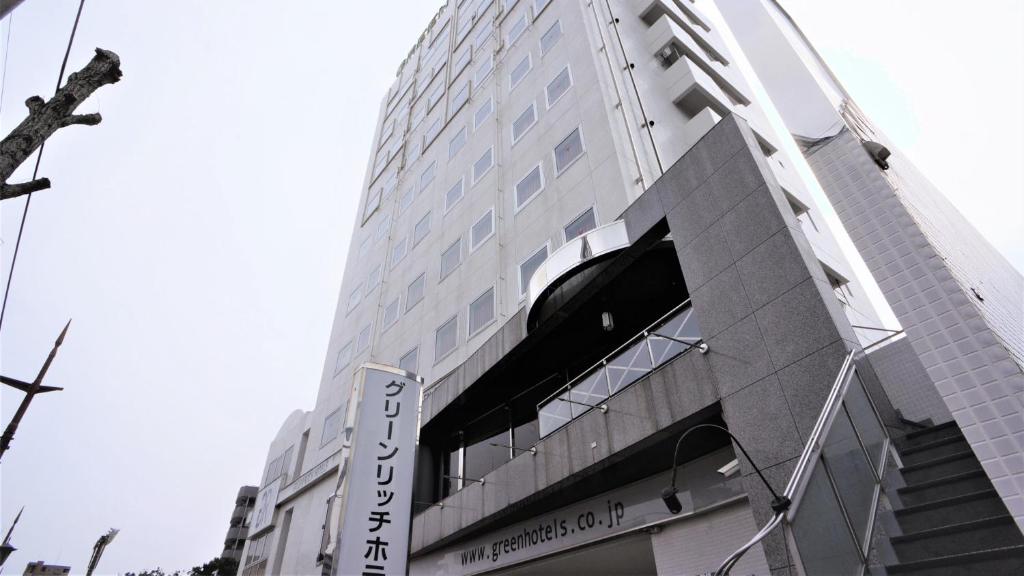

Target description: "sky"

left=0, top=1, right=1020, bottom=574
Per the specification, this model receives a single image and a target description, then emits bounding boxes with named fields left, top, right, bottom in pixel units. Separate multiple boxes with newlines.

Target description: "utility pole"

left=84, top=528, right=118, bottom=576
left=0, top=320, right=70, bottom=462
left=0, top=507, right=23, bottom=568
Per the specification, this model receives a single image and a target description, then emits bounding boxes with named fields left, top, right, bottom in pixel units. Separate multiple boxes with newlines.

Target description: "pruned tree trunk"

left=0, top=48, right=122, bottom=201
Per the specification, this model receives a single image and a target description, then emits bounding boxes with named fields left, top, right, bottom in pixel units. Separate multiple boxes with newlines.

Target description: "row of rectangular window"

left=435, top=285, right=496, bottom=364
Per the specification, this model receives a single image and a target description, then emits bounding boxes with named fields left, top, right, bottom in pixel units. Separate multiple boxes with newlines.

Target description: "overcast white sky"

left=0, top=1, right=1020, bottom=574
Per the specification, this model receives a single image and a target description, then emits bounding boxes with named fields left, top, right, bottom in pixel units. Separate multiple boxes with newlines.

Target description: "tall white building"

left=238, top=1, right=1023, bottom=575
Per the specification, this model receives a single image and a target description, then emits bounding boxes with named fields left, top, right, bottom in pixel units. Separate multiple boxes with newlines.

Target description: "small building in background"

left=23, top=561, right=70, bottom=576
left=222, top=485, right=258, bottom=562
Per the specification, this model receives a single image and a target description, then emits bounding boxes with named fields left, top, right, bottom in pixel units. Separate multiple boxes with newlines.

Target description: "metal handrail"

left=537, top=298, right=693, bottom=409
left=714, top=350, right=857, bottom=576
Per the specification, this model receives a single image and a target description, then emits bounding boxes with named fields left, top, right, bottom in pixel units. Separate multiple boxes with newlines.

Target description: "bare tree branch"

left=0, top=48, right=122, bottom=202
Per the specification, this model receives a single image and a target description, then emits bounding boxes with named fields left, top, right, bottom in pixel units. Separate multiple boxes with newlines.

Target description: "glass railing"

left=715, top=353, right=891, bottom=576
left=537, top=301, right=703, bottom=437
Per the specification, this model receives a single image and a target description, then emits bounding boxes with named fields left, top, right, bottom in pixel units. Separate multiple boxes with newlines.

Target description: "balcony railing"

left=537, top=300, right=703, bottom=437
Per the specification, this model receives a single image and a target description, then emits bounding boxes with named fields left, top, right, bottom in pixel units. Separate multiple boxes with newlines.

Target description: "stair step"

left=895, top=490, right=1007, bottom=533
left=902, top=451, right=982, bottom=485
left=898, top=421, right=962, bottom=450
left=886, top=544, right=1024, bottom=575
left=900, top=434, right=972, bottom=466
left=891, top=515, right=1024, bottom=563
left=898, top=470, right=992, bottom=507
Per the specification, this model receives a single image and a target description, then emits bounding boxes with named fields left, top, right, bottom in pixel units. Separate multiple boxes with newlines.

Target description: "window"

left=553, top=126, right=585, bottom=174
left=451, top=82, right=470, bottom=115
left=363, top=188, right=381, bottom=221
left=320, top=408, right=342, bottom=447
left=507, top=12, right=528, bottom=46
left=468, top=287, right=496, bottom=337
left=470, top=208, right=494, bottom=251
left=474, top=97, right=493, bottom=130
left=420, top=161, right=436, bottom=192
left=424, top=117, right=442, bottom=147
left=564, top=207, right=596, bottom=241
left=440, top=238, right=462, bottom=280
left=412, top=212, right=431, bottom=246
left=435, top=316, right=458, bottom=362
left=452, top=47, right=472, bottom=77
left=399, top=347, right=419, bottom=374
left=427, top=82, right=445, bottom=110
left=449, top=127, right=467, bottom=160
left=511, top=102, right=537, bottom=144
left=406, top=273, right=426, bottom=311
left=347, top=283, right=363, bottom=312
left=398, top=187, right=414, bottom=215
left=365, top=264, right=382, bottom=294
left=445, top=178, right=464, bottom=213
left=356, top=323, right=373, bottom=353
left=509, top=53, right=532, bottom=90
left=358, top=236, right=373, bottom=259
left=382, top=296, right=401, bottom=329
left=540, top=19, right=562, bottom=55
left=473, top=147, right=493, bottom=184
left=334, top=341, right=353, bottom=375
left=475, top=54, right=493, bottom=86
left=546, top=65, right=572, bottom=108
left=533, top=0, right=552, bottom=16
left=519, top=244, right=548, bottom=297
left=514, top=163, right=544, bottom=210
left=375, top=214, right=391, bottom=242
left=474, top=20, right=493, bottom=50
left=390, top=237, right=408, bottom=268
left=406, top=139, right=421, bottom=165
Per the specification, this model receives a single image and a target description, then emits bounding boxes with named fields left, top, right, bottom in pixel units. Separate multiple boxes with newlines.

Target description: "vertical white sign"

left=335, top=364, right=421, bottom=576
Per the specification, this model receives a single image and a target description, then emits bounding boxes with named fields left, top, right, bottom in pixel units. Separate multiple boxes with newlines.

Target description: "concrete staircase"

left=886, top=421, right=1024, bottom=575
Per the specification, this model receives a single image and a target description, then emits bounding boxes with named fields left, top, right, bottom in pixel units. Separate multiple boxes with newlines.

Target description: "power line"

left=0, top=12, right=14, bottom=118
left=0, top=0, right=86, bottom=334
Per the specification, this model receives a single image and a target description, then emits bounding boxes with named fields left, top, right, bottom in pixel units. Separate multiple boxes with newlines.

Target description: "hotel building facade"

left=237, top=1, right=1024, bottom=574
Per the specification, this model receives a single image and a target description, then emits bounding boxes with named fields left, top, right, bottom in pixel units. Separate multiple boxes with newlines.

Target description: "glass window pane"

left=474, top=97, right=493, bottom=129
left=365, top=264, right=382, bottom=294
left=406, top=273, right=425, bottom=311
left=420, top=161, right=436, bottom=192
left=382, top=297, right=400, bottom=328
left=435, top=316, right=458, bottom=361
left=510, top=54, right=531, bottom=89
left=399, top=347, right=419, bottom=374
left=508, top=13, right=527, bottom=46
left=356, top=324, right=372, bottom=353
left=391, top=237, right=408, bottom=268
left=649, top=306, right=702, bottom=366
left=570, top=368, right=610, bottom=413
left=475, top=55, right=493, bottom=85
left=554, top=127, right=585, bottom=174
left=471, top=210, right=493, bottom=249
left=451, top=82, right=470, bottom=114
left=823, top=409, right=878, bottom=549
left=449, top=127, right=467, bottom=159
left=513, top=419, right=540, bottom=452
left=564, top=207, right=596, bottom=241
left=445, top=180, right=464, bottom=213
left=519, top=245, right=548, bottom=297
left=538, top=388, right=572, bottom=437
left=347, top=283, right=363, bottom=312
left=546, top=66, right=572, bottom=107
left=413, top=212, right=431, bottom=246
left=334, top=342, right=353, bottom=375
left=844, top=373, right=887, bottom=473
left=515, top=164, right=544, bottom=209
left=473, top=147, right=493, bottom=183
left=320, top=408, right=342, bottom=447
left=540, top=20, right=562, bottom=55
left=512, top=103, right=536, bottom=143
left=465, top=429, right=511, bottom=481
left=399, top=187, right=414, bottom=215
left=441, top=239, right=462, bottom=280
left=606, top=339, right=653, bottom=394
left=469, top=287, right=495, bottom=336
left=791, top=464, right=863, bottom=576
